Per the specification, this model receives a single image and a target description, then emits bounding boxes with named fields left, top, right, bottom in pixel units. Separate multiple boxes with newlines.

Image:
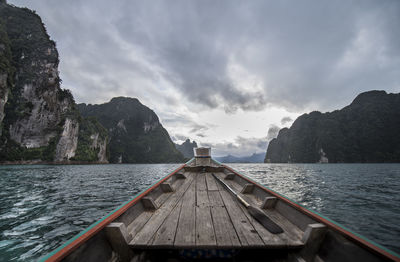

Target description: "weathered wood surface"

left=129, top=174, right=196, bottom=246
left=217, top=184, right=264, bottom=247
left=205, top=173, right=218, bottom=191
left=195, top=206, right=216, bottom=246
left=211, top=206, right=241, bottom=247
left=128, top=171, right=304, bottom=249
left=151, top=201, right=182, bottom=246
left=174, top=180, right=196, bottom=247
left=214, top=173, right=303, bottom=247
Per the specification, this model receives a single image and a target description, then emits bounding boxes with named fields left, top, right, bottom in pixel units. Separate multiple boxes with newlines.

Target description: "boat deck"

left=128, top=172, right=304, bottom=249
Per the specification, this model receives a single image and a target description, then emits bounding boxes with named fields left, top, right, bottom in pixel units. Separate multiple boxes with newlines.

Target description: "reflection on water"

left=0, top=163, right=399, bottom=261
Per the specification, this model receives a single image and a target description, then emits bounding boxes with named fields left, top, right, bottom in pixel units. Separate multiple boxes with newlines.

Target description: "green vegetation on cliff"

left=0, top=16, right=14, bottom=135
left=266, top=91, right=400, bottom=163
left=0, top=18, right=14, bottom=84
left=78, top=97, right=184, bottom=163
left=0, top=2, right=107, bottom=163
left=71, top=116, right=108, bottom=162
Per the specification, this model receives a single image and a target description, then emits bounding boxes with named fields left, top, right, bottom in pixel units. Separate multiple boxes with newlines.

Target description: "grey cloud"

left=281, top=117, right=293, bottom=125
left=267, top=125, right=280, bottom=141
left=159, top=112, right=213, bottom=140
left=171, top=134, right=187, bottom=142
left=9, top=0, right=400, bottom=112
left=189, top=124, right=209, bottom=133
left=203, top=136, right=268, bottom=157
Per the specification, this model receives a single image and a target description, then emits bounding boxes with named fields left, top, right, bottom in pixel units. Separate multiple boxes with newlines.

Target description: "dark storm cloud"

left=281, top=117, right=293, bottom=125
left=9, top=0, right=400, bottom=112
left=267, top=125, right=280, bottom=141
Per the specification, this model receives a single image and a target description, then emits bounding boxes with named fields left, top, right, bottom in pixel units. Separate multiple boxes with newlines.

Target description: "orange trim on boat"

left=45, top=164, right=186, bottom=262
left=223, top=165, right=399, bottom=262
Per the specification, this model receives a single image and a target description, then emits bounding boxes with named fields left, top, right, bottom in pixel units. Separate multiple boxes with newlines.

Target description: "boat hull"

left=41, top=159, right=399, bottom=262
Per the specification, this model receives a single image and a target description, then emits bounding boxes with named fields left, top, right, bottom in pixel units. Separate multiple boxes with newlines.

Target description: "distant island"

left=266, top=91, right=400, bottom=163
left=215, top=153, right=266, bottom=163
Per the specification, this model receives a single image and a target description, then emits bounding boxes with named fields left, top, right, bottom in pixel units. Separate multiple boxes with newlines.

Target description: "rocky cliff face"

left=0, top=17, right=13, bottom=137
left=0, top=2, right=107, bottom=163
left=0, top=74, right=7, bottom=134
left=54, top=118, right=79, bottom=161
left=78, top=97, right=184, bottom=163
left=265, top=91, right=400, bottom=163
left=175, top=139, right=197, bottom=158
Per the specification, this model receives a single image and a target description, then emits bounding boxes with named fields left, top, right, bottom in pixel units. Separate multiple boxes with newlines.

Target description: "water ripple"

left=0, top=163, right=399, bottom=261
left=230, top=163, right=400, bottom=255
left=0, top=164, right=179, bottom=261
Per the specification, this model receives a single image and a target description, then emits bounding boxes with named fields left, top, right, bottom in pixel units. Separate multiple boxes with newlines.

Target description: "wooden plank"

left=218, top=174, right=303, bottom=248
left=127, top=211, right=153, bottom=238
left=217, top=184, right=264, bottom=247
left=152, top=201, right=182, bottom=246
left=264, top=209, right=304, bottom=246
left=154, top=178, right=185, bottom=207
left=196, top=190, right=210, bottom=207
left=45, top=164, right=187, bottom=262
left=211, top=206, right=241, bottom=247
left=208, top=191, right=224, bottom=207
left=205, top=173, right=218, bottom=191
left=174, top=178, right=196, bottom=247
left=154, top=192, right=172, bottom=208
left=220, top=175, right=263, bottom=207
left=219, top=166, right=400, bottom=262
left=195, top=206, right=216, bottom=246
left=235, top=198, right=288, bottom=247
left=196, top=173, right=207, bottom=191
left=126, top=177, right=183, bottom=238
left=129, top=173, right=196, bottom=246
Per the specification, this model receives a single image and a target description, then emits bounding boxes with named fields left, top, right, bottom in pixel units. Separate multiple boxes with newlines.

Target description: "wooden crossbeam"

left=262, top=197, right=277, bottom=209
left=141, top=197, right=158, bottom=211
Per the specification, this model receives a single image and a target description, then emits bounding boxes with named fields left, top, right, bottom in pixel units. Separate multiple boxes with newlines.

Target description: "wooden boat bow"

left=41, top=148, right=400, bottom=262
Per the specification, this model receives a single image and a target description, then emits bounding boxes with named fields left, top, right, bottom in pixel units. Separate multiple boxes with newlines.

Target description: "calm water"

left=0, top=163, right=399, bottom=261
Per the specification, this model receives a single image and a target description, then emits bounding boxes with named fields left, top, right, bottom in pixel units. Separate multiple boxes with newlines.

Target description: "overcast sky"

left=9, top=0, right=400, bottom=156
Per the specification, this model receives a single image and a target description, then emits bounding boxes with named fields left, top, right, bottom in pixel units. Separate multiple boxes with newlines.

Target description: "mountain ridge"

left=215, top=152, right=266, bottom=163
left=77, top=97, right=184, bottom=163
left=175, top=139, right=197, bottom=159
left=265, top=90, right=400, bottom=163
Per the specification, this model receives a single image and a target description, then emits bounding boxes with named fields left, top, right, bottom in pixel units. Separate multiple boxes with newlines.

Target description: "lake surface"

left=0, top=163, right=399, bottom=261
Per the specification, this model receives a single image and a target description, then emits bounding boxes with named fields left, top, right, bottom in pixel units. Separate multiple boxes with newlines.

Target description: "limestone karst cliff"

left=175, top=139, right=197, bottom=159
left=265, top=91, right=400, bottom=163
left=0, top=2, right=107, bottom=163
left=0, top=14, right=13, bottom=137
left=77, top=97, right=184, bottom=163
